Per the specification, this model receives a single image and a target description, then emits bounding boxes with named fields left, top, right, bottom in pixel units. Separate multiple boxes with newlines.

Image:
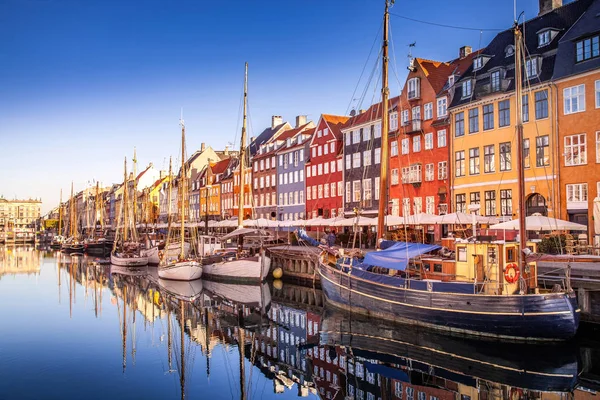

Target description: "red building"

left=305, top=114, right=349, bottom=220
left=389, top=48, right=478, bottom=241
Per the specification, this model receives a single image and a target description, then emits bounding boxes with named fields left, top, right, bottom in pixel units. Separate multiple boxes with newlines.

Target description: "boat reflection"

left=50, top=257, right=600, bottom=399
left=0, top=245, right=42, bottom=278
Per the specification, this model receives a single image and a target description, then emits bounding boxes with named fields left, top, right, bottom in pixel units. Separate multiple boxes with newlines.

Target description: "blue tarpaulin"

left=296, top=229, right=320, bottom=247
left=360, top=241, right=441, bottom=272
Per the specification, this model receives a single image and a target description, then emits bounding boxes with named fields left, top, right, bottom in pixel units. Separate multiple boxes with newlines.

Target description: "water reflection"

left=0, top=245, right=42, bottom=278
left=2, top=249, right=600, bottom=399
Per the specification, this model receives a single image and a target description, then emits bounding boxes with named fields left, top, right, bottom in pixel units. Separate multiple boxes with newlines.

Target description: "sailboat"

left=110, top=157, right=149, bottom=267
left=85, top=182, right=113, bottom=257
left=157, top=119, right=202, bottom=281
left=50, top=189, right=65, bottom=249
left=202, top=63, right=271, bottom=283
left=62, top=182, right=84, bottom=255
left=311, top=1, right=579, bottom=341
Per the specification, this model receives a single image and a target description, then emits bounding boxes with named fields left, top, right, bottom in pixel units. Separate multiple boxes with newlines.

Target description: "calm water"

left=1, top=247, right=600, bottom=400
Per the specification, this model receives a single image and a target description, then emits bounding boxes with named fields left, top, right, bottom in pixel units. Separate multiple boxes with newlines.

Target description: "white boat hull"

left=158, top=260, right=202, bottom=281
left=203, top=280, right=271, bottom=310
left=143, top=242, right=191, bottom=265
left=202, top=254, right=271, bottom=283
left=157, top=278, right=203, bottom=301
left=110, top=253, right=149, bottom=267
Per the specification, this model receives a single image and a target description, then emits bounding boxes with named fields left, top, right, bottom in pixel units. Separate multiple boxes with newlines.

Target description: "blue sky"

left=0, top=0, right=547, bottom=213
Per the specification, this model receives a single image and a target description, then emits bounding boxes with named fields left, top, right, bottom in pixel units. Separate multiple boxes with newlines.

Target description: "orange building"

left=552, top=0, right=600, bottom=239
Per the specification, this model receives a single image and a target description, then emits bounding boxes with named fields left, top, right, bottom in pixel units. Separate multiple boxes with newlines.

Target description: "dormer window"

left=525, top=57, right=540, bottom=79
left=576, top=34, right=599, bottom=63
left=407, top=78, right=420, bottom=100
left=538, top=31, right=551, bottom=47
left=462, top=80, right=473, bottom=98
left=490, top=70, right=501, bottom=92
left=473, top=57, right=483, bottom=70
left=448, top=75, right=455, bottom=87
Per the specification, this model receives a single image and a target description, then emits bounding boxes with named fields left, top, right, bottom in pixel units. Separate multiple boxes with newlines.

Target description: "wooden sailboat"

left=111, top=157, right=149, bottom=267
left=202, top=63, right=271, bottom=283
left=85, top=181, right=113, bottom=257
left=313, top=1, right=579, bottom=341
left=62, top=182, right=84, bottom=254
left=50, top=189, right=65, bottom=249
left=157, top=119, right=202, bottom=281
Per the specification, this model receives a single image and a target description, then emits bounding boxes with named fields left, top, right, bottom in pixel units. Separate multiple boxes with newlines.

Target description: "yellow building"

left=0, top=197, right=42, bottom=241
left=447, top=1, right=588, bottom=220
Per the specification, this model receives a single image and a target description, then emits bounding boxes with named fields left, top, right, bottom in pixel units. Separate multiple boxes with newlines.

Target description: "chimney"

left=271, top=115, right=283, bottom=128
left=224, top=145, right=229, bottom=156
left=201, top=142, right=206, bottom=152
left=295, top=115, right=307, bottom=128
left=539, top=0, right=562, bottom=15
left=459, top=46, right=472, bottom=59
left=359, top=109, right=366, bottom=114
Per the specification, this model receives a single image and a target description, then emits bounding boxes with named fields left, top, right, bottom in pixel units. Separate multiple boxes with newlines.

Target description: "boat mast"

left=70, top=182, right=74, bottom=238
left=514, top=22, right=527, bottom=286
left=167, top=157, right=173, bottom=239
left=376, top=0, right=391, bottom=247
left=238, top=62, right=248, bottom=229
left=123, top=157, right=129, bottom=243
left=133, top=147, right=138, bottom=230
left=180, top=300, right=186, bottom=400
left=180, top=121, right=186, bottom=260
left=58, top=189, right=63, bottom=237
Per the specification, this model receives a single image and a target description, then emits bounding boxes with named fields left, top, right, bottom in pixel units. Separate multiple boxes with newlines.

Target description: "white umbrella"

left=333, top=216, right=377, bottom=227
left=402, top=212, right=440, bottom=225
left=593, top=197, right=600, bottom=245
left=489, top=214, right=588, bottom=231
left=435, top=212, right=497, bottom=225
left=383, top=215, right=404, bottom=226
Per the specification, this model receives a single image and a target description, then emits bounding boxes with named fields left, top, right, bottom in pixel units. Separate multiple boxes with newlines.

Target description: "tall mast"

left=95, top=181, right=100, bottom=235
left=70, top=182, right=74, bottom=237
left=167, top=157, right=173, bottom=238
left=58, top=189, right=63, bottom=237
left=376, top=0, right=391, bottom=247
left=238, top=62, right=248, bottom=229
left=123, top=157, right=129, bottom=243
left=133, top=147, right=138, bottom=229
left=180, top=120, right=186, bottom=259
left=180, top=300, right=186, bottom=400
left=514, top=23, right=527, bottom=283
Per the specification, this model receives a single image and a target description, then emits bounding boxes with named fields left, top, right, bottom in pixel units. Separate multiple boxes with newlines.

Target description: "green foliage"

left=537, top=234, right=567, bottom=255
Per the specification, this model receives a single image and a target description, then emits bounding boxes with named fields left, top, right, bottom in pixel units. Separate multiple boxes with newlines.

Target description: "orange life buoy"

left=504, top=263, right=520, bottom=284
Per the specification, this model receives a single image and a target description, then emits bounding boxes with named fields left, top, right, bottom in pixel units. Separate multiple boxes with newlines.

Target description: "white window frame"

left=413, top=136, right=421, bottom=153
left=564, top=84, right=586, bottom=115
left=566, top=183, right=588, bottom=202
left=352, top=153, right=360, bottom=168
left=564, top=133, right=587, bottom=166
left=391, top=141, right=398, bottom=156
left=425, top=163, right=434, bottom=181
left=424, top=102, right=433, bottom=120
left=438, top=161, right=447, bottom=180
left=437, top=97, right=447, bottom=118
left=401, top=138, right=409, bottom=154
left=462, top=80, right=472, bottom=98
left=374, top=148, right=381, bottom=164
left=424, top=132, right=433, bottom=150
left=437, top=129, right=447, bottom=147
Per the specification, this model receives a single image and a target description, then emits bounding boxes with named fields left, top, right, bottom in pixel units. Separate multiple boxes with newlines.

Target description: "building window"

left=470, top=192, right=480, bottom=208
left=535, top=90, right=548, bottom=119
left=462, top=80, right=472, bottom=98
left=374, top=148, right=381, bottom=164
left=374, top=123, right=381, bottom=138
left=484, top=145, right=495, bottom=173
left=424, top=132, right=433, bottom=150
left=363, top=179, right=372, bottom=203
left=500, top=189, right=512, bottom=216
left=352, top=181, right=361, bottom=202
left=426, top=196, right=435, bottom=214
left=523, top=138, right=530, bottom=168
left=407, top=77, right=420, bottom=99
left=498, top=100, right=510, bottom=127
left=409, top=164, right=422, bottom=183
left=413, top=197, right=423, bottom=214
left=597, top=132, right=600, bottom=163
left=491, top=70, right=501, bottom=92
left=413, top=136, right=421, bottom=152
left=564, top=85, right=586, bottom=114
left=330, top=183, right=335, bottom=198
left=468, top=108, right=479, bottom=134
left=437, top=129, right=447, bottom=147
left=473, top=57, right=483, bottom=70
left=338, top=181, right=343, bottom=197
left=455, top=112, right=465, bottom=137
left=391, top=140, right=398, bottom=156
left=425, top=163, right=434, bottom=181
left=401, top=109, right=409, bottom=125
left=485, top=190, right=496, bottom=216
left=352, top=130, right=361, bottom=144
left=352, top=153, right=361, bottom=168
left=525, top=58, right=539, bottom=79
left=536, top=135, right=549, bottom=167
left=374, top=177, right=380, bottom=200
left=363, top=126, right=372, bottom=141
left=596, top=80, right=600, bottom=108
left=438, top=161, right=447, bottom=180
left=483, top=104, right=494, bottom=130
left=345, top=132, right=351, bottom=146
left=389, top=113, right=398, bottom=131
left=455, top=194, right=466, bottom=213
left=469, top=147, right=480, bottom=175
left=437, top=97, right=447, bottom=117
left=345, top=182, right=350, bottom=202
left=522, top=94, right=529, bottom=122
left=564, top=133, right=587, bottom=166
left=575, top=35, right=599, bottom=63
left=391, top=168, right=399, bottom=185
left=424, top=102, right=433, bottom=120
left=363, top=151, right=372, bottom=166
left=455, top=150, right=465, bottom=177
left=499, top=142, right=511, bottom=171
left=566, top=183, right=588, bottom=202
left=538, top=30, right=551, bottom=47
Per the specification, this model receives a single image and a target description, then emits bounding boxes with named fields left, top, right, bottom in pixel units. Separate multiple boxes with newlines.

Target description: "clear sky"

left=0, top=0, right=547, bottom=214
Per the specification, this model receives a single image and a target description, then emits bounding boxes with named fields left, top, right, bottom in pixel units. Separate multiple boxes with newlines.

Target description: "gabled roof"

left=342, top=96, right=400, bottom=130
left=278, top=128, right=315, bottom=152
left=322, top=114, right=350, bottom=141
left=277, top=122, right=312, bottom=141
left=249, top=122, right=292, bottom=156
left=450, top=0, right=593, bottom=108
left=211, top=157, right=231, bottom=176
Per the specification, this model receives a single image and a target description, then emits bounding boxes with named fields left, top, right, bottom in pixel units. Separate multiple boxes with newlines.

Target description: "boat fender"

left=504, top=263, right=520, bottom=284
left=158, top=250, right=164, bottom=261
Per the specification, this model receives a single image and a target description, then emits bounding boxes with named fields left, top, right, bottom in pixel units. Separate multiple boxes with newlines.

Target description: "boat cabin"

left=197, top=235, right=222, bottom=256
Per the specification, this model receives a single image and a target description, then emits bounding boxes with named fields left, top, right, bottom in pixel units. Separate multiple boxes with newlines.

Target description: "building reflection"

left=51, top=255, right=600, bottom=400
left=0, top=246, right=42, bottom=278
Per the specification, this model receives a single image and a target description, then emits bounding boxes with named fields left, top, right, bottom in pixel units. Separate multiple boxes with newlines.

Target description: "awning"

left=361, top=241, right=441, bottom=271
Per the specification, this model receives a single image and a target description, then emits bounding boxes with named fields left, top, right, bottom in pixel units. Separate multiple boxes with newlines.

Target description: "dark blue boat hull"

left=318, top=262, right=579, bottom=341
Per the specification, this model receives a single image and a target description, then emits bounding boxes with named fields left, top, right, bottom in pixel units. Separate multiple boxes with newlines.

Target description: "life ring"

left=504, top=263, right=520, bottom=284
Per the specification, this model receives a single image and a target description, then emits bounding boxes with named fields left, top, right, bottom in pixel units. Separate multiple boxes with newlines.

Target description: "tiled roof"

left=343, top=96, right=400, bottom=129
left=279, top=128, right=315, bottom=151
left=450, top=0, right=593, bottom=108
left=211, top=157, right=231, bottom=175
left=249, top=122, right=289, bottom=156
left=277, top=122, right=312, bottom=141
left=322, top=114, right=350, bottom=141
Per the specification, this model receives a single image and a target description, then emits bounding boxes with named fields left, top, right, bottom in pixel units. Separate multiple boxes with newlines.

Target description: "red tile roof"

left=210, top=157, right=231, bottom=175
left=322, top=114, right=350, bottom=141
left=277, top=122, right=312, bottom=141
left=343, top=96, right=400, bottom=129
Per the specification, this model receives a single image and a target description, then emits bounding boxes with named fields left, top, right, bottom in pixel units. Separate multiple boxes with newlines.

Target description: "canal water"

left=1, top=247, right=600, bottom=399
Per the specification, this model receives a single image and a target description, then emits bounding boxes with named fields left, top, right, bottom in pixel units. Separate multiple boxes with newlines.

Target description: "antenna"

left=407, top=42, right=416, bottom=71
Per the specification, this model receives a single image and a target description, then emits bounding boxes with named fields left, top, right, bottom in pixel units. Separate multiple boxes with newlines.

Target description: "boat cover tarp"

left=364, top=362, right=410, bottom=383
left=360, top=242, right=441, bottom=271
left=296, top=228, right=320, bottom=247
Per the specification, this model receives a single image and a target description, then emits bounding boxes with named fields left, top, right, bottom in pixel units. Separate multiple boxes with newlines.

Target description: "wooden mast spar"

left=180, top=120, right=186, bottom=260
left=237, top=62, right=249, bottom=256
left=376, top=0, right=391, bottom=247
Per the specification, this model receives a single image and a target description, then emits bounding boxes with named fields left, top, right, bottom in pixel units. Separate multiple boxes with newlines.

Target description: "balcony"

left=404, top=119, right=422, bottom=134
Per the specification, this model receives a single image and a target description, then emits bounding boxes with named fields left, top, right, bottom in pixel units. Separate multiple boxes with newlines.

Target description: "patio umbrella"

left=333, top=216, right=377, bottom=227
left=402, top=212, right=440, bottom=225
left=383, top=215, right=404, bottom=226
left=489, top=214, right=588, bottom=231
left=435, top=212, right=498, bottom=225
